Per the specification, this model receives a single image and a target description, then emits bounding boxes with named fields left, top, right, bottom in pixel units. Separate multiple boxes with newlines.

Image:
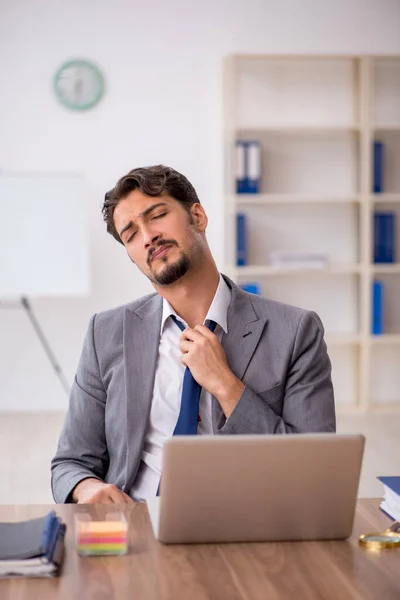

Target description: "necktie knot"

left=171, top=314, right=217, bottom=333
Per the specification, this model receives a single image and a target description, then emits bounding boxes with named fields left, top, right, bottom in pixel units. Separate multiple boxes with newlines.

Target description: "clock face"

left=53, top=59, right=104, bottom=111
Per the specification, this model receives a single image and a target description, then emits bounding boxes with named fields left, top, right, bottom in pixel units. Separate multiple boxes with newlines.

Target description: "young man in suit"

left=51, top=165, right=335, bottom=504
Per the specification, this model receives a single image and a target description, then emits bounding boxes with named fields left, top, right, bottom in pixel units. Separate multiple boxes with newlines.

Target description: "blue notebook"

left=0, top=511, right=66, bottom=577
left=0, top=511, right=56, bottom=561
left=378, top=476, right=400, bottom=496
left=377, top=476, right=400, bottom=521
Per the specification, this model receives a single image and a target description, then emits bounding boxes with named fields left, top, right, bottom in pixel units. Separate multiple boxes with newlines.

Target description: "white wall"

left=1, top=0, right=400, bottom=410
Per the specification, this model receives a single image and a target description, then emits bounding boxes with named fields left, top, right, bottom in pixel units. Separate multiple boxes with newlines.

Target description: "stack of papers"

left=0, top=511, right=66, bottom=578
left=377, top=476, right=400, bottom=521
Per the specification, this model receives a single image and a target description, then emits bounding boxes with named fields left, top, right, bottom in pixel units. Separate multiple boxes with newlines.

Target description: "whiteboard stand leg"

left=20, top=297, right=70, bottom=397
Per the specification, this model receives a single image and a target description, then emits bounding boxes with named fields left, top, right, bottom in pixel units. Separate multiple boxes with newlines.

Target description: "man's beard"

left=149, top=252, right=191, bottom=286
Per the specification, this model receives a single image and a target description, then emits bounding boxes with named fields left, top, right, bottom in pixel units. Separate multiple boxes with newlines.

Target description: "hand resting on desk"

left=72, top=478, right=134, bottom=504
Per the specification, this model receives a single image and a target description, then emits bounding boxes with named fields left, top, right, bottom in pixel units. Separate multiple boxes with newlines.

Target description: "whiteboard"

left=0, top=173, right=89, bottom=297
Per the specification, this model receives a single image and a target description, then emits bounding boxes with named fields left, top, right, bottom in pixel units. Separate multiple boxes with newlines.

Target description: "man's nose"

left=143, top=229, right=161, bottom=249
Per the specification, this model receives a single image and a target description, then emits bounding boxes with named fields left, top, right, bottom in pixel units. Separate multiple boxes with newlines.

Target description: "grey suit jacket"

left=51, top=276, right=335, bottom=503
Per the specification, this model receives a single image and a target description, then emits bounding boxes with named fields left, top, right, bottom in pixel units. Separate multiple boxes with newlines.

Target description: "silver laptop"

left=146, top=433, right=365, bottom=544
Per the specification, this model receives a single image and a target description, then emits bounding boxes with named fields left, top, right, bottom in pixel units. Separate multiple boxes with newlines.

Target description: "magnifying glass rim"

left=359, top=531, right=400, bottom=549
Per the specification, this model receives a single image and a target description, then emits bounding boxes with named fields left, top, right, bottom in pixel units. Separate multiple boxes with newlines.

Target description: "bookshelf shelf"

left=372, top=194, right=400, bottom=203
left=237, top=126, right=360, bottom=134
left=372, top=264, right=400, bottom=273
left=370, top=334, right=400, bottom=344
left=234, top=264, right=362, bottom=277
left=224, top=54, right=400, bottom=411
left=234, top=194, right=361, bottom=205
left=373, top=125, right=400, bottom=131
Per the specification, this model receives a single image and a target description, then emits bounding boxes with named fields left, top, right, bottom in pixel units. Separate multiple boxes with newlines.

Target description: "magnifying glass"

left=359, top=521, right=400, bottom=551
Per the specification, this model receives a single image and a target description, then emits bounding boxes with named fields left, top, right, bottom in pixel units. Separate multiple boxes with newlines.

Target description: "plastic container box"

left=74, top=512, right=128, bottom=556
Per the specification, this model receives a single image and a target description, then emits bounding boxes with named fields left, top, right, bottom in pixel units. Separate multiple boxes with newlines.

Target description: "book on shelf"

left=268, top=251, right=328, bottom=269
left=377, top=476, right=400, bottom=521
left=372, top=280, right=384, bottom=335
left=236, top=213, right=247, bottom=266
left=374, top=212, right=396, bottom=263
left=235, top=140, right=261, bottom=194
left=0, top=511, right=66, bottom=578
left=373, top=141, right=384, bottom=194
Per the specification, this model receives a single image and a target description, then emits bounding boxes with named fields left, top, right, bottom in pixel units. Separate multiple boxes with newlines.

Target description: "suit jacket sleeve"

left=218, top=310, right=336, bottom=435
left=51, top=314, right=108, bottom=503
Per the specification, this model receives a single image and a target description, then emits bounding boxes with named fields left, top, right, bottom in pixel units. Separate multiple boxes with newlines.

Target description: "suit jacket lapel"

left=123, top=294, right=162, bottom=492
left=213, top=278, right=268, bottom=428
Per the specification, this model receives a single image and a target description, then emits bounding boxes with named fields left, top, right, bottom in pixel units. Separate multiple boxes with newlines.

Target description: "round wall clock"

left=53, top=59, right=104, bottom=111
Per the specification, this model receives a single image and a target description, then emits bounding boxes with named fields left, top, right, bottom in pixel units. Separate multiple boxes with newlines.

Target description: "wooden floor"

left=0, top=411, right=399, bottom=504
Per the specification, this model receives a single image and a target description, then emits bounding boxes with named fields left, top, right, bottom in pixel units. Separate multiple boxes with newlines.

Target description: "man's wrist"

left=214, top=373, right=245, bottom=418
left=71, top=477, right=103, bottom=503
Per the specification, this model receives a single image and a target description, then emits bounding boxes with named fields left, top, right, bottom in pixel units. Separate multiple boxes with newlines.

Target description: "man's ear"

left=190, top=203, right=208, bottom=232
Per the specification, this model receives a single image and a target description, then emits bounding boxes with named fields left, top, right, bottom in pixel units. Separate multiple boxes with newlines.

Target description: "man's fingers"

left=181, top=327, right=202, bottom=343
left=193, top=324, right=216, bottom=339
left=180, top=340, right=193, bottom=353
left=107, top=486, right=122, bottom=503
left=82, top=492, right=112, bottom=504
left=119, top=491, right=134, bottom=504
left=182, top=327, right=216, bottom=343
left=78, top=484, right=133, bottom=504
left=107, top=485, right=133, bottom=504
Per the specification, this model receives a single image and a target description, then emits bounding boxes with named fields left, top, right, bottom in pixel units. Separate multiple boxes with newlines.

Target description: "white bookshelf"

left=224, top=55, right=400, bottom=411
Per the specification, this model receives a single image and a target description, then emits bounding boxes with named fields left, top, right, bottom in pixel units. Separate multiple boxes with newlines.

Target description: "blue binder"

left=373, top=141, right=384, bottom=194
left=374, top=213, right=384, bottom=263
left=236, top=213, right=247, bottom=266
left=374, top=212, right=396, bottom=263
left=383, top=212, right=396, bottom=263
left=246, top=141, right=261, bottom=193
left=235, top=141, right=261, bottom=194
left=372, top=280, right=384, bottom=335
left=235, top=141, right=247, bottom=194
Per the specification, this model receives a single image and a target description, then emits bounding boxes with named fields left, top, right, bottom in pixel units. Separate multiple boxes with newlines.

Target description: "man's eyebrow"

left=141, top=202, right=168, bottom=219
left=119, top=221, right=133, bottom=239
left=118, top=202, right=168, bottom=238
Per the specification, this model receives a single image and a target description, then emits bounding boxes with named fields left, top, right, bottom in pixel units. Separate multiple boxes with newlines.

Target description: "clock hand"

left=74, top=65, right=85, bottom=103
left=74, top=78, right=83, bottom=102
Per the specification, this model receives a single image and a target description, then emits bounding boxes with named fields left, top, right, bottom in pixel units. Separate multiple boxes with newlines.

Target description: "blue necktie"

left=171, top=315, right=217, bottom=436
left=157, top=316, right=217, bottom=495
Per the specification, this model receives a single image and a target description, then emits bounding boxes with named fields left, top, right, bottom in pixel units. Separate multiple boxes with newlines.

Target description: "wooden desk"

left=0, top=499, right=399, bottom=600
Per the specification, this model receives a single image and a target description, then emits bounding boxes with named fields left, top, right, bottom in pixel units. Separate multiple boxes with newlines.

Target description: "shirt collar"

left=161, top=273, right=231, bottom=334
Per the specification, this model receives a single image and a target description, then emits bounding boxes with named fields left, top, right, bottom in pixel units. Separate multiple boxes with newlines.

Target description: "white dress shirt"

left=130, top=274, right=231, bottom=501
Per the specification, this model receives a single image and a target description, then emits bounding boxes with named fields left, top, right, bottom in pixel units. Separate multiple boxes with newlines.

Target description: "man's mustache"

left=147, top=240, right=178, bottom=265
